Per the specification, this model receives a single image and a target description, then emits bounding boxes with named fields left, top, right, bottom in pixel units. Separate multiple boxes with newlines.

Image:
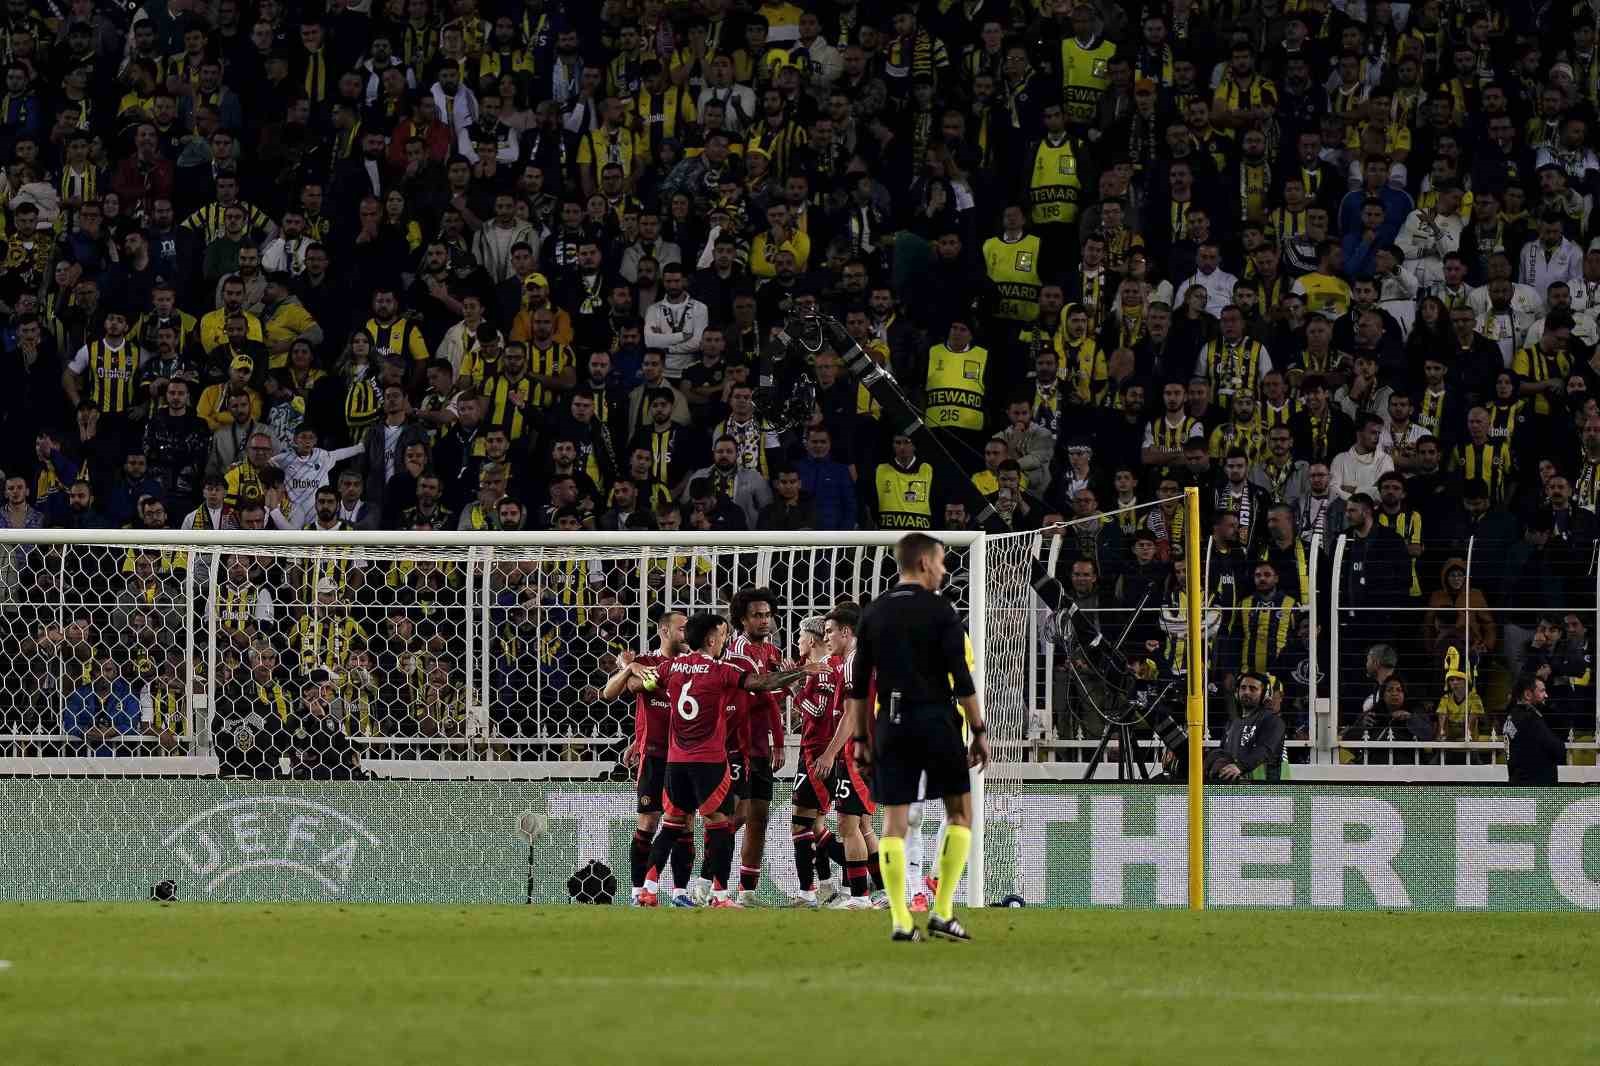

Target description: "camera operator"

left=1205, top=672, right=1285, bottom=782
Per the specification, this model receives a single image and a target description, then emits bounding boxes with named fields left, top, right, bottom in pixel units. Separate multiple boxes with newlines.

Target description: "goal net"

left=976, top=493, right=1201, bottom=904
left=0, top=528, right=1068, bottom=907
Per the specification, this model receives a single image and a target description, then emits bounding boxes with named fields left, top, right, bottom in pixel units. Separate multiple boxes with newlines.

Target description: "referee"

left=847, top=532, right=989, bottom=942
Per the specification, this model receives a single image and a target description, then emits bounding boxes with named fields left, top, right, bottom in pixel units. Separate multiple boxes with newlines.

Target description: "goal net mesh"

left=0, top=520, right=1167, bottom=906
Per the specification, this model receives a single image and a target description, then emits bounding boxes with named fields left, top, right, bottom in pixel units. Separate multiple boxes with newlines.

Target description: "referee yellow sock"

left=877, top=836, right=914, bottom=932
left=932, top=825, right=972, bottom=921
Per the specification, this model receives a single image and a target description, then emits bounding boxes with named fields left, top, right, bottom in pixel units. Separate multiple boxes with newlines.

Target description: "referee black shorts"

left=872, top=702, right=970, bottom=806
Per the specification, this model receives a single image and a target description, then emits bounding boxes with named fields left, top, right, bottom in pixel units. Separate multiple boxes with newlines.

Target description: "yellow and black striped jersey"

left=481, top=372, right=534, bottom=440
left=74, top=339, right=143, bottom=414
left=181, top=199, right=274, bottom=242
left=633, top=85, right=697, bottom=155
left=525, top=342, right=575, bottom=409
left=364, top=317, right=430, bottom=363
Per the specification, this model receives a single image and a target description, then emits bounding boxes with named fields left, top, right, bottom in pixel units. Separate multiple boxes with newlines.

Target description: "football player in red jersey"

left=816, top=607, right=884, bottom=909
left=723, top=586, right=792, bottom=905
left=601, top=608, right=695, bottom=905
left=639, top=613, right=816, bottom=908
left=785, top=610, right=846, bottom=906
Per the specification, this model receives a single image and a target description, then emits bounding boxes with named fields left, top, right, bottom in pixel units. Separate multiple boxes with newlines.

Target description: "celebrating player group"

left=604, top=587, right=884, bottom=910
left=603, top=535, right=987, bottom=942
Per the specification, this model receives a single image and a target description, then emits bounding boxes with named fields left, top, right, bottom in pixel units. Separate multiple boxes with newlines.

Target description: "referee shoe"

left=927, top=915, right=972, bottom=943
left=891, top=927, right=925, bottom=942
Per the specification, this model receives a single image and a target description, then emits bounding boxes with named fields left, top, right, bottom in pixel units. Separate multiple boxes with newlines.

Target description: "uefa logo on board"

left=162, top=797, right=383, bottom=897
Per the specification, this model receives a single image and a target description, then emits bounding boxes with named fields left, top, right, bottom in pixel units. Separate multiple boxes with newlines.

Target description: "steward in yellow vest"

left=874, top=436, right=934, bottom=530
left=983, top=209, right=1043, bottom=323
left=1059, top=15, right=1115, bottom=127
left=1026, top=106, right=1083, bottom=229
left=925, top=321, right=989, bottom=433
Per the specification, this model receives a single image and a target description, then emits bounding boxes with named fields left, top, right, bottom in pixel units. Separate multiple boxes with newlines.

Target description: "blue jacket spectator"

left=0, top=76, right=42, bottom=146
left=796, top=426, right=857, bottom=530
left=1337, top=160, right=1415, bottom=236
left=1340, top=228, right=1394, bottom=279
left=64, top=673, right=141, bottom=757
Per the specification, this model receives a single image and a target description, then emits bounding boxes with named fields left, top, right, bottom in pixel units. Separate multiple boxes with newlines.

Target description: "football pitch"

left=1, top=904, right=1595, bottom=1065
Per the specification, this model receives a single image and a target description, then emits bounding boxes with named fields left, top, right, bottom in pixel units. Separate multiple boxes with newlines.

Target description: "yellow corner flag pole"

left=1183, top=486, right=1205, bottom=911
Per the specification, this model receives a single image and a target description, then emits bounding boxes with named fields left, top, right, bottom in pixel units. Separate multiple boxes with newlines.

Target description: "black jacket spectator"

left=1506, top=694, right=1565, bottom=786
left=361, top=417, right=430, bottom=509
left=1337, top=521, right=1411, bottom=610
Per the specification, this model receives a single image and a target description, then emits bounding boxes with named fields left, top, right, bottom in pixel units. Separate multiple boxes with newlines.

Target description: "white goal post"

left=0, top=527, right=1026, bottom=907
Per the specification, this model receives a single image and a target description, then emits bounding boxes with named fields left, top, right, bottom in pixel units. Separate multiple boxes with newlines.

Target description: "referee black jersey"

left=849, top=582, right=976, bottom=709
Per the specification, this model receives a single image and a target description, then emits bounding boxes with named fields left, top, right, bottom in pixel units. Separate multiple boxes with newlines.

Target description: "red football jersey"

left=726, top=634, right=784, bottom=757
left=631, top=652, right=671, bottom=758
left=837, top=648, right=876, bottom=773
left=664, top=651, right=746, bottom=763
left=839, top=649, right=876, bottom=712
left=795, top=653, right=843, bottom=758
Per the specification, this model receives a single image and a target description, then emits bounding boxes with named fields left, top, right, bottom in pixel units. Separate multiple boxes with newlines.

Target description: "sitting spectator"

left=687, top=475, right=750, bottom=532
left=1423, top=557, right=1497, bottom=663
left=681, top=436, right=770, bottom=527
left=289, top=670, right=362, bottom=780
left=1434, top=651, right=1487, bottom=755
left=1203, top=672, right=1284, bottom=782
left=213, top=645, right=292, bottom=779
left=63, top=658, right=140, bottom=757
left=757, top=467, right=815, bottom=530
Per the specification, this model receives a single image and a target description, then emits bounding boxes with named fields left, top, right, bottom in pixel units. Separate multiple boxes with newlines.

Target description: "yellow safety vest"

left=874, top=461, right=933, bottom=530
left=983, top=234, right=1042, bottom=322
left=1060, top=37, right=1114, bottom=124
left=1028, top=137, right=1081, bottom=226
left=925, top=344, right=988, bottom=431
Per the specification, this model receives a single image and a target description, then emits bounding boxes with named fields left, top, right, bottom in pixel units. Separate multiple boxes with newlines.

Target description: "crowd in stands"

left=0, top=0, right=1598, bottom=761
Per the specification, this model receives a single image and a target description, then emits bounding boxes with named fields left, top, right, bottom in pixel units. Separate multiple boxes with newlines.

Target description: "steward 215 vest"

left=925, top=344, right=989, bottom=431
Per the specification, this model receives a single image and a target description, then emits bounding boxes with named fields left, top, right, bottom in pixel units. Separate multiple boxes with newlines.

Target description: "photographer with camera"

left=1204, top=672, right=1285, bottom=783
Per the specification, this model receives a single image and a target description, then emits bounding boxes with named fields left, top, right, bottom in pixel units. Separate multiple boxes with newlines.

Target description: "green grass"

left=1, top=904, right=1597, bottom=1065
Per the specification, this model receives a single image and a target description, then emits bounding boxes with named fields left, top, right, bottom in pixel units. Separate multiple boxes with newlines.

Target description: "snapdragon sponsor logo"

left=162, top=797, right=383, bottom=896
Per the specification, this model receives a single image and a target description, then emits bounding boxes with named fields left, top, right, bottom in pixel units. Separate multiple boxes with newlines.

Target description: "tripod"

left=1082, top=718, right=1155, bottom=781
